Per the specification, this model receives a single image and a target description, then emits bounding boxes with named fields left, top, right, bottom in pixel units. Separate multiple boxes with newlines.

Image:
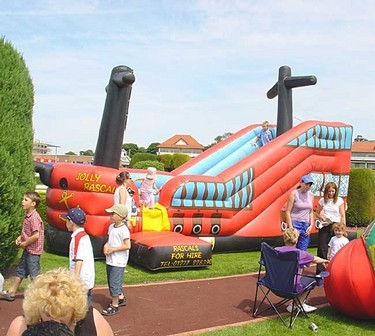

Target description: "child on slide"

left=134, top=167, right=160, bottom=209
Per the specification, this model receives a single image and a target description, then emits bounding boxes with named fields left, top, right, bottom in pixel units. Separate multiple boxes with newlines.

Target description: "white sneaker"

left=286, top=303, right=297, bottom=313
left=302, top=303, right=317, bottom=313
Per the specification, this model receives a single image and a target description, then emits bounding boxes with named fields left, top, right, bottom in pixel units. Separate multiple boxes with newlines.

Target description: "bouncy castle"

left=36, top=65, right=353, bottom=271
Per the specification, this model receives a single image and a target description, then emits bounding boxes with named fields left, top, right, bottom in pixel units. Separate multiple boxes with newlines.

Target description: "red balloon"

left=324, top=237, right=375, bottom=319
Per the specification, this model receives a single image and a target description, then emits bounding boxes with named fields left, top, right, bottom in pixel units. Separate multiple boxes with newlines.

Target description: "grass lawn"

left=4, top=237, right=374, bottom=335
left=4, top=248, right=261, bottom=290
left=197, top=306, right=375, bottom=336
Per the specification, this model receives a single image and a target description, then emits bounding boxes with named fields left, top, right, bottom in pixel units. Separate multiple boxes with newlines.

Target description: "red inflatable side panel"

left=324, top=238, right=375, bottom=319
left=47, top=208, right=112, bottom=237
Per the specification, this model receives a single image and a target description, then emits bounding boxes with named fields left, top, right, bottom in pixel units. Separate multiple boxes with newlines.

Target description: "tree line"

left=64, top=132, right=234, bottom=157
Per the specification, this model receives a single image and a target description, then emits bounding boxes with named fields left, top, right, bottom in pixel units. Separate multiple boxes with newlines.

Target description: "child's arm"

left=153, top=182, right=161, bottom=194
left=251, top=136, right=259, bottom=146
left=15, top=235, right=22, bottom=245
left=103, top=242, right=109, bottom=256
left=105, top=238, right=131, bottom=255
left=74, top=260, right=83, bottom=277
left=18, top=231, right=39, bottom=249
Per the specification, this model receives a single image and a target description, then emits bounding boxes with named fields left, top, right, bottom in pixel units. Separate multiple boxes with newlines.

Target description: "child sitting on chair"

left=276, top=228, right=329, bottom=313
left=134, top=167, right=160, bottom=209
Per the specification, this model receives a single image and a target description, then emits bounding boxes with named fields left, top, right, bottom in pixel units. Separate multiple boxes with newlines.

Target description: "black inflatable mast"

left=267, top=65, right=317, bottom=137
left=94, top=65, right=135, bottom=169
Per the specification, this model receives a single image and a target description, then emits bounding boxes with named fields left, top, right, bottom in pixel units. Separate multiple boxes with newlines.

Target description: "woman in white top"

left=114, top=171, right=133, bottom=230
left=315, top=182, right=346, bottom=273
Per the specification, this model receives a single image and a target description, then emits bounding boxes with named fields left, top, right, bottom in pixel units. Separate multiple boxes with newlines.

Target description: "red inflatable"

left=324, top=236, right=375, bottom=319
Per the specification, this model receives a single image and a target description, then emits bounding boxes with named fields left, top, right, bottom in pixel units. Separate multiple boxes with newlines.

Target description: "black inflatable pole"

left=267, top=65, right=317, bottom=137
left=94, top=65, right=135, bottom=168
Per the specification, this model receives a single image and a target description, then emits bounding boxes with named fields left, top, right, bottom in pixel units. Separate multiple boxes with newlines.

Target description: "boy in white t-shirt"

left=328, top=223, right=349, bottom=260
left=62, top=207, right=95, bottom=303
left=102, top=204, right=131, bottom=316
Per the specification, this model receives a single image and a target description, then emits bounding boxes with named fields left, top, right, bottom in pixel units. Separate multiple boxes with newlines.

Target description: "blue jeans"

left=106, top=265, right=125, bottom=297
left=16, top=250, right=41, bottom=280
left=292, top=221, right=310, bottom=251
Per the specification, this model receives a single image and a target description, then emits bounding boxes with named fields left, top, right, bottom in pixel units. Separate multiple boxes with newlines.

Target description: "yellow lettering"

left=82, top=183, right=115, bottom=194
left=172, top=245, right=200, bottom=252
left=186, top=252, right=202, bottom=259
left=171, top=253, right=185, bottom=260
left=75, top=172, right=102, bottom=182
left=192, top=259, right=212, bottom=266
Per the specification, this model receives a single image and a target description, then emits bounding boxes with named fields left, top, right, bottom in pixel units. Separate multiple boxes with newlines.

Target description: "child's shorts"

left=16, top=250, right=41, bottom=280
left=106, top=265, right=126, bottom=297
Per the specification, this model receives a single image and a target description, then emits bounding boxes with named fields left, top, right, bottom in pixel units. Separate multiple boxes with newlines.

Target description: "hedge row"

left=129, top=153, right=190, bottom=171
left=346, top=168, right=375, bottom=226
left=0, top=38, right=35, bottom=270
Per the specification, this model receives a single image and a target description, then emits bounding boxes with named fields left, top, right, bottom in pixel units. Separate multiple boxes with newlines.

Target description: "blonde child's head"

left=283, top=228, right=299, bottom=246
left=332, top=223, right=347, bottom=237
left=22, top=268, right=88, bottom=326
left=262, top=121, right=269, bottom=130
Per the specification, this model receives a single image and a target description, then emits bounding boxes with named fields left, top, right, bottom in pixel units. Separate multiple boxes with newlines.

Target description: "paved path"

left=0, top=271, right=327, bottom=336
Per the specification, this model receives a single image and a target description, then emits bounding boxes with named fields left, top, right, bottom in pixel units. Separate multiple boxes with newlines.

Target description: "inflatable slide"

left=37, top=120, right=352, bottom=270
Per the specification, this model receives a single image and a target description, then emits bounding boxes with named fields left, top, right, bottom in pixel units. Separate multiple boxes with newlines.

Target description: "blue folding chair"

left=252, top=242, right=326, bottom=328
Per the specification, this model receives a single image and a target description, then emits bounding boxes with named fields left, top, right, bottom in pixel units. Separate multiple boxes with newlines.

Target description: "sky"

left=1, top=0, right=374, bottom=155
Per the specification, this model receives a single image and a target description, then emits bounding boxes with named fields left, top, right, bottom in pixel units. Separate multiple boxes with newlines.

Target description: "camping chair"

left=252, top=242, right=326, bottom=328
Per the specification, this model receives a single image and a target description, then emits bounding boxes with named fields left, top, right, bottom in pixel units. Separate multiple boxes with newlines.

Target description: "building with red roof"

left=157, top=135, right=204, bottom=158
left=351, top=136, right=375, bottom=169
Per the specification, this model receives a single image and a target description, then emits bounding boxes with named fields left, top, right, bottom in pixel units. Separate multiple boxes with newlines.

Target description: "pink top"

left=290, top=189, right=313, bottom=223
left=140, top=178, right=156, bottom=193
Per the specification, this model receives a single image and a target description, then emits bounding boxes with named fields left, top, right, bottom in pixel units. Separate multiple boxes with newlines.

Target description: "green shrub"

left=159, top=154, right=173, bottom=171
left=346, top=168, right=375, bottom=227
left=38, top=193, right=48, bottom=227
left=133, top=160, right=164, bottom=171
left=172, top=153, right=190, bottom=169
left=129, top=153, right=158, bottom=167
left=0, top=38, right=35, bottom=270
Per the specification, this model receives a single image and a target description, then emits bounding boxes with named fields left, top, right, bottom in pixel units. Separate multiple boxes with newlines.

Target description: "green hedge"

left=129, top=153, right=158, bottom=168
left=0, top=38, right=35, bottom=270
left=171, top=153, right=190, bottom=169
left=159, top=154, right=173, bottom=171
left=133, top=160, right=164, bottom=171
left=346, top=168, right=375, bottom=227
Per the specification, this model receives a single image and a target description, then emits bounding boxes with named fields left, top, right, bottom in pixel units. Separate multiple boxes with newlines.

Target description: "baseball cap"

left=301, top=175, right=314, bottom=184
left=105, top=204, right=128, bottom=218
left=61, top=207, right=86, bottom=226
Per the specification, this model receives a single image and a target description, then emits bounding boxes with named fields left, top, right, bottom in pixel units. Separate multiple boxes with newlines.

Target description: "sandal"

left=118, top=296, right=127, bottom=307
left=118, top=297, right=127, bottom=307
left=102, top=304, right=119, bottom=316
